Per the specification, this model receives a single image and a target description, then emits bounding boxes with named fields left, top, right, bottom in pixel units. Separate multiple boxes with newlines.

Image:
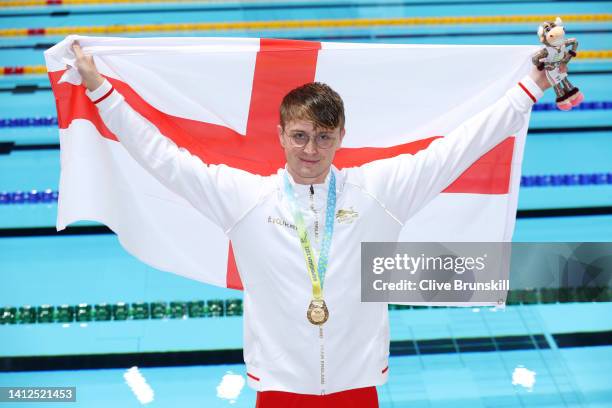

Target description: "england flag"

left=44, top=35, right=538, bottom=290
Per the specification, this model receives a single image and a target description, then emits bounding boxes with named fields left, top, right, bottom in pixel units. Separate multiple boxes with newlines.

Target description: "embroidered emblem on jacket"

left=336, top=208, right=359, bottom=223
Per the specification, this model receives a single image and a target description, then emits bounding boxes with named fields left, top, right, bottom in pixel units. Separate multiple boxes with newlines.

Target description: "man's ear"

left=339, top=127, right=346, bottom=146
left=277, top=124, right=285, bottom=148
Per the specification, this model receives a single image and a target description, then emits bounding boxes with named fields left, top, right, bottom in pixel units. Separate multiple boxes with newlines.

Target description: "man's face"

left=278, top=119, right=345, bottom=185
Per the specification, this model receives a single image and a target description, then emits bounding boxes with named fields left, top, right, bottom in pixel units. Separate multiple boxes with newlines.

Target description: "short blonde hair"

left=279, top=82, right=345, bottom=130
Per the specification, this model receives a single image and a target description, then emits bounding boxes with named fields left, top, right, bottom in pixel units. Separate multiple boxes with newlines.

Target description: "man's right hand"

left=72, top=41, right=104, bottom=92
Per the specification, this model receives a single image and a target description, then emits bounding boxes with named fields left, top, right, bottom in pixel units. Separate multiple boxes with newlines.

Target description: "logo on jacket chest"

left=336, top=207, right=359, bottom=224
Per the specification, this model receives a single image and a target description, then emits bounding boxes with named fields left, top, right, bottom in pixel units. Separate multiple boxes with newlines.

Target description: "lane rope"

left=1, top=14, right=611, bottom=37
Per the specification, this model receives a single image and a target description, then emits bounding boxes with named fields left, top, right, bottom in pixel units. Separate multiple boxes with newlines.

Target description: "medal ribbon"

left=284, top=170, right=336, bottom=300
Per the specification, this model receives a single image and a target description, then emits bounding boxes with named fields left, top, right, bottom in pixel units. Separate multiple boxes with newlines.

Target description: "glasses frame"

left=282, top=129, right=338, bottom=150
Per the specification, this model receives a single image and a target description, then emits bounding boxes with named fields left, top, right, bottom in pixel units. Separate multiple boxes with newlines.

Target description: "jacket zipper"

left=320, top=325, right=326, bottom=395
left=309, top=185, right=319, bottom=244
left=310, top=185, right=325, bottom=395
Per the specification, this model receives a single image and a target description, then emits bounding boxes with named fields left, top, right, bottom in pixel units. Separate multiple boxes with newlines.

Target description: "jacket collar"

left=276, top=164, right=345, bottom=197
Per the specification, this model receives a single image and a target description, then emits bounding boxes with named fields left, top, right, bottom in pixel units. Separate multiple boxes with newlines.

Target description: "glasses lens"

left=316, top=135, right=335, bottom=149
left=290, top=133, right=308, bottom=147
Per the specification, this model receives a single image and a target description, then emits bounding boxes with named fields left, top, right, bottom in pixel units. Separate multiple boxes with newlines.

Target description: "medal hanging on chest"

left=284, top=170, right=336, bottom=326
left=307, top=299, right=329, bottom=325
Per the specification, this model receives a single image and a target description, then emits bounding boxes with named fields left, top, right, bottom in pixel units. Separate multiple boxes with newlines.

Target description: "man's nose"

left=303, top=138, right=318, bottom=154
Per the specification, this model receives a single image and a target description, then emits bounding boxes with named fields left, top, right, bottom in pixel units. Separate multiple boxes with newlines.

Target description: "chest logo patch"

left=336, top=207, right=359, bottom=224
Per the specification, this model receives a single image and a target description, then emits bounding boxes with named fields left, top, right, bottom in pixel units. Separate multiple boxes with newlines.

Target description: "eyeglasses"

left=284, top=131, right=337, bottom=149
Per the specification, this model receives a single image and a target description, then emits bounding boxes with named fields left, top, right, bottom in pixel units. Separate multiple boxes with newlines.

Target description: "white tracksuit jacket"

left=85, top=75, right=542, bottom=395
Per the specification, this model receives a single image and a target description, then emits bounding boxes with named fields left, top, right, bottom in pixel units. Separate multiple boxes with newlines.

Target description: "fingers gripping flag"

left=44, top=36, right=538, bottom=290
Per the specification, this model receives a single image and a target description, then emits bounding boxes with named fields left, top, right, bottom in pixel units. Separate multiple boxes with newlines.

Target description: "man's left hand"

left=528, top=63, right=567, bottom=91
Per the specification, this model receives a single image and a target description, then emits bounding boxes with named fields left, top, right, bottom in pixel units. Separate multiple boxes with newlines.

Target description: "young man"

left=72, top=41, right=551, bottom=407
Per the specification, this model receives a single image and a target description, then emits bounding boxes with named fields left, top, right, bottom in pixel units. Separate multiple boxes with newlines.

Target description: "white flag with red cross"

left=44, top=36, right=538, bottom=290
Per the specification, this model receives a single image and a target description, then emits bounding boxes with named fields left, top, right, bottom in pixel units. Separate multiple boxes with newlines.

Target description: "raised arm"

left=72, top=41, right=263, bottom=232
left=354, top=68, right=548, bottom=225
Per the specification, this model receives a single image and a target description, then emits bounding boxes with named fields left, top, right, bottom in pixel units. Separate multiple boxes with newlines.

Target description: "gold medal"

left=307, top=299, right=329, bottom=325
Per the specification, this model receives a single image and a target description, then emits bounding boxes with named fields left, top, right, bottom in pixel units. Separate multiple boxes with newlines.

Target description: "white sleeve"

left=354, top=74, right=543, bottom=225
left=85, top=78, right=263, bottom=233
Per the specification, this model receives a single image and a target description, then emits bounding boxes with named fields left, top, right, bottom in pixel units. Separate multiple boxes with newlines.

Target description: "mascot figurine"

left=532, top=17, right=584, bottom=110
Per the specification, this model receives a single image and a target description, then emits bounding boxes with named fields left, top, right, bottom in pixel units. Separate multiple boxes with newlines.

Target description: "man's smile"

left=300, top=158, right=320, bottom=165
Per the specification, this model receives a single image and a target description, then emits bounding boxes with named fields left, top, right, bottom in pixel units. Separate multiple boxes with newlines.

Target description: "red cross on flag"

left=44, top=36, right=538, bottom=290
